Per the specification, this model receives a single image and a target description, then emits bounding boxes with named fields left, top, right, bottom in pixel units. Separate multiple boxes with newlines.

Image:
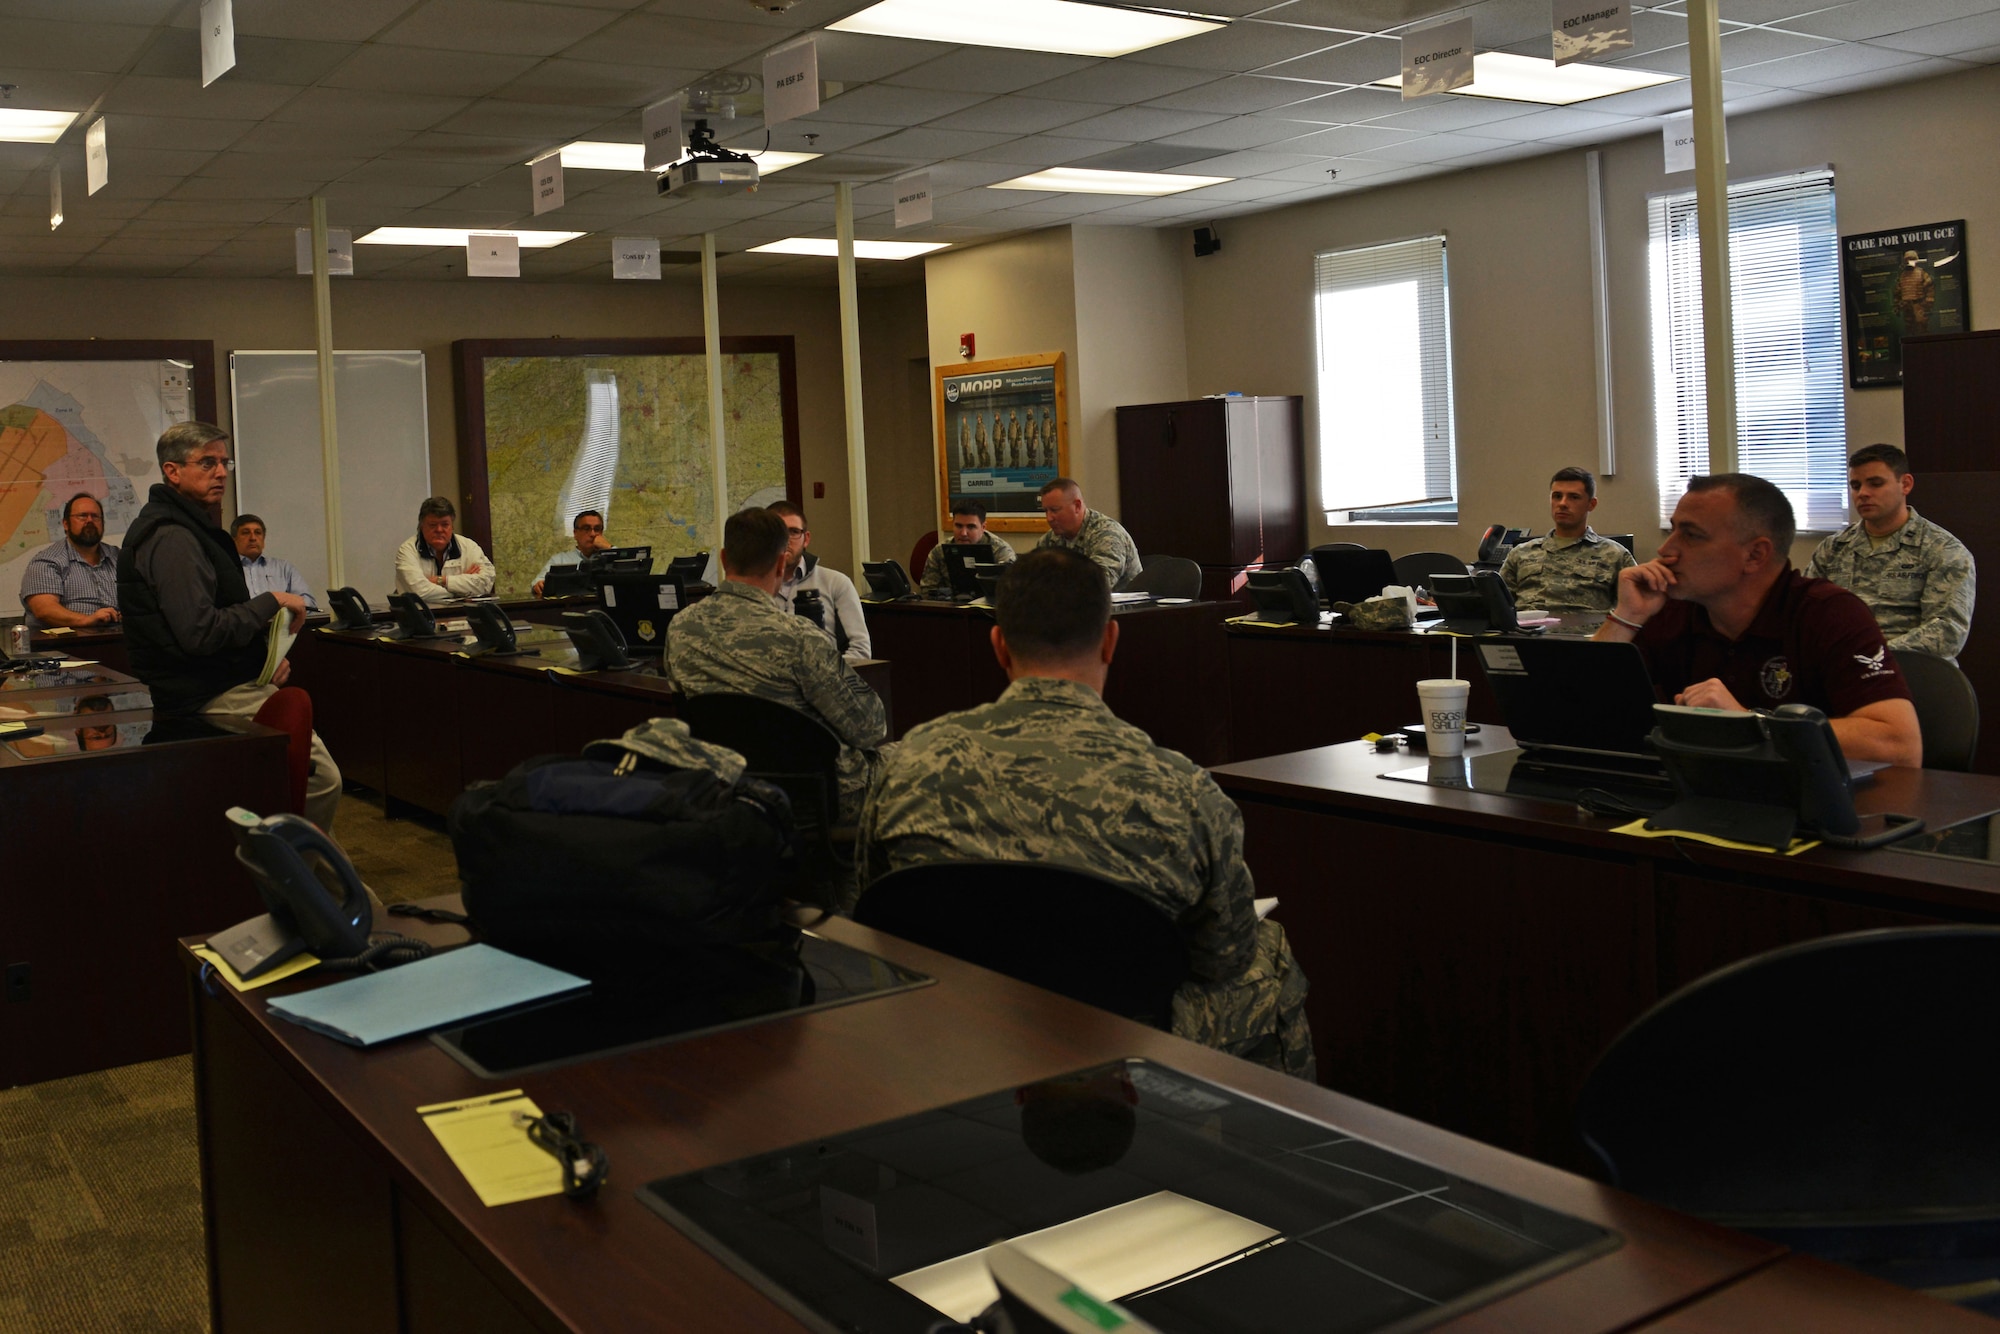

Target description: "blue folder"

left=266, top=944, right=587, bottom=1047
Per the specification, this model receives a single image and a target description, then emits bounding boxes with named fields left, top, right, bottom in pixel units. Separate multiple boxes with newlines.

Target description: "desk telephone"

left=207, top=808, right=431, bottom=979
left=1476, top=525, right=1531, bottom=565
left=465, top=601, right=529, bottom=655
left=388, top=590, right=451, bottom=639
left=329, top=587, right=376, bottom=631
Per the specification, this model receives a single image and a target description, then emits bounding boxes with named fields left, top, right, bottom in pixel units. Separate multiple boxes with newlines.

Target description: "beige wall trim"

left=1687, top=0, right=1738, bottom=473
left=836, top=181, right=871, bottom=564
left=1585, top=151, right=1616, bottom=478
left=701, top=232, right=728, bottom=557
left=309, top=195, right=343, bottom=588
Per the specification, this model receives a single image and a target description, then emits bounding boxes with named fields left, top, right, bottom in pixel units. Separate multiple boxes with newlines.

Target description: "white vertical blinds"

left=1313, top=235, right=1456, bottom=517
left=1648, top=168, right=1846, bottom=531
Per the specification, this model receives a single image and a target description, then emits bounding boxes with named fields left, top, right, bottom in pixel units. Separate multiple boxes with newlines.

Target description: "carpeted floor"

left=0, top=791, right=456, bottom=1332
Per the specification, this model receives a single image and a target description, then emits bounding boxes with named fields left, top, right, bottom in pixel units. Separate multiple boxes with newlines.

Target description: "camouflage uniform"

left=666, top=579, right=893, bottom=823
left=1498, top=528, right=1635, bottom=612
left=1038, top=509, right=1143, bottom=589
left=1806, top=508, right=1976, bottom=661
left=918, top=533, right=1018, bottom=596
left=857, top=676, right=1315, bottom=1080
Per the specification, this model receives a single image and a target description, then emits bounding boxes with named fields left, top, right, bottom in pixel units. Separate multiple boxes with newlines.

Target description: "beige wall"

left=0, top=270, right=928, bottom=572
left=1179, top=61, right=2000, bottom=569
left=856, top=281, right=937, bottom=570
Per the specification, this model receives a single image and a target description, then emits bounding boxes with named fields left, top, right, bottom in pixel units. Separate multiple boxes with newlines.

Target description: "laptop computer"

left=939, top=542, right=994, bottom=599
left=1474, top=636, right=1674, bottom=800
left=597, top=572, right=685, bottom=653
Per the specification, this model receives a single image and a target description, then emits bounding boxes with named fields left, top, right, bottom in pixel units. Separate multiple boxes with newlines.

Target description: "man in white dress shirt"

left=393, top=496, right=495, bottom=603
left=233, top=514, right=319, bottom=611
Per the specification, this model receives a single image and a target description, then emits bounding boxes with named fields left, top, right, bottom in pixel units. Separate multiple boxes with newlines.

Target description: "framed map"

left=1, top=340, right=218, bottom=617
left=453, top=338, right=802, bottom=600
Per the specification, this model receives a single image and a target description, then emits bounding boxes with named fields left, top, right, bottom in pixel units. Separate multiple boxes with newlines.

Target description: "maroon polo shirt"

left=1633, top=566, right=1911, bottom=715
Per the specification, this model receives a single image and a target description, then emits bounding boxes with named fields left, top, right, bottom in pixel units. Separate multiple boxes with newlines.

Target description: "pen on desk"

left=416, top=1089, right=529, bottom=1117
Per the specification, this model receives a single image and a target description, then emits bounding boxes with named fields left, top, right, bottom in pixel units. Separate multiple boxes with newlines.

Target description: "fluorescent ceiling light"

left=1374, top=51, right=1677, bottom=105
left=0, top=108, right=79, bottom=143
left=749, top=238, right=950, bottom=260
left=990, top=167, right=1230, bottom=196
left=831, top=0, right=1224, bottom=59
left=554, top=141, right=818, bottom=174
left=356, top=227, right=585, bottom=248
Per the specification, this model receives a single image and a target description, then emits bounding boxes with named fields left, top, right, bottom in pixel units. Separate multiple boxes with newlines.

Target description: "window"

left=1648, top=168, right=1845, bottom=530
left=1313, top=235, right=1456, bottom=523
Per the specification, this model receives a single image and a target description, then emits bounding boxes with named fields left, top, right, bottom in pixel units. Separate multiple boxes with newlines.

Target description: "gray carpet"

left=0, top=791, right=457, bottom=1332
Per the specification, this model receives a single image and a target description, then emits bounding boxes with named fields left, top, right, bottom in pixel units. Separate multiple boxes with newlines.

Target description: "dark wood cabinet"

left=1116, top=396, right=1304, bottom=598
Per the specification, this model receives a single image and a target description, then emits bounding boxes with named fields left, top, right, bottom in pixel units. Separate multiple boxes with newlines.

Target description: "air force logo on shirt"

left=1853, top=645, right=1894, bottom=679
left=1760, top=656, right=1794, bottom=700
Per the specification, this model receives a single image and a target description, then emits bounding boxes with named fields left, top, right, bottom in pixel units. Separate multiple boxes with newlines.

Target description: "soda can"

left=6, top=622, right=31, bottom=659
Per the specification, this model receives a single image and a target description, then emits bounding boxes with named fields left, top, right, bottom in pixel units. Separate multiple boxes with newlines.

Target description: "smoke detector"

left=745, top=0, right=800, bottom=11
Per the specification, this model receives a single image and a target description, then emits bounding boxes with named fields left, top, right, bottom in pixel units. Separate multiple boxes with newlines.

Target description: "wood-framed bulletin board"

left=935, top=352, right=1067, bottom=533
left=453, top=337, right=802, bottom=600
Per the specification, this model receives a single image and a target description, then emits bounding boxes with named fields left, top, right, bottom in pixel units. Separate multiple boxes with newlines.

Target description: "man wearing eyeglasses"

left=768, top=500, right=872, bottom=661
left=20, top=492, right=122, bottom=629
left=118, top=422, right=341, bottom=829
left=532, top=509, right=613, bottom=597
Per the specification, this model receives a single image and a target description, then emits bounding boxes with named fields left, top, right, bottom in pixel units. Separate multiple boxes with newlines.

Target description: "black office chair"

left=677, top=693, right=853, bottom=904
left=1576, top=926, right=2000, bottom=1310
left=1391, top=551, right=1467, bottom=593
left=1898, top=651, right=1981, bottom=772
left=1309, top=545, right=1397, bottom=605
left=855, top=860, right=1190, bottom=1028
left=1604, top=533, right=1637, bottom=554
left=1125, top=556, right=1201, bottom=600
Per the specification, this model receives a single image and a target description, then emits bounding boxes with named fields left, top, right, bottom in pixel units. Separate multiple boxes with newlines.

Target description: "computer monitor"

left=1311, top=546, right=1398, bottom=606
left=666, top=554, right=712, bottom=586
left=972, top=562, right=1005, bottom=602
left=540, top=565, right=593, bottom=598
left=939, top=542, right=994, bottom=598
left=1244, top=569, right=1319, bottom=624
left=561, top=609, right=633, bottom=672
left=860, top=560, right=913, bottom=601
left=588, top=546, right=653, bottom=578
left=1430, top=571, right=1518, bottom=633
left=597, top=572, right=684, bottom=652
left=1475, top=638, right=1659, bottom=759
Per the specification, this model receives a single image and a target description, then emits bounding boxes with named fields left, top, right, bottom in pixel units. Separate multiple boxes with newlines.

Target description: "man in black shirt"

left=118, top=422, right=342, bottom=829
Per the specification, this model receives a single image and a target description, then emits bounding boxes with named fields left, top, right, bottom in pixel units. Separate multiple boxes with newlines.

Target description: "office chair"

left=1604, top=534, right=1637, bottom=554
left=909, top=531, right=940, bottom=586
left=677, top=693, right=853, bottom=906
left=1309, top=545, right=1397, bottom=605
left=252, top=686, right=316, bottom=816
left=1898, top=652, right=1981, bottom=772
left=855, top=860, right=1190, bottom=1028
left=1125, top=556, right=1201, bottom=600
left=1576, top=926, right=2000, bottom=1312
left=1391, top=551, right=1468, bottom=593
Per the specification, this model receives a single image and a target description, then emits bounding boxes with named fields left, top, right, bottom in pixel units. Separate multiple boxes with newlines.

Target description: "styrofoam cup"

left=1417, top=678, right=1471, bottom=758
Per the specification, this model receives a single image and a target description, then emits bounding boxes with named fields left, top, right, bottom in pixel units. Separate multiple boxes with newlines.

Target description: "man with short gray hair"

left=1036, top=478, right=1141, bottom=589
left=394, top=495, right=494, bottom=603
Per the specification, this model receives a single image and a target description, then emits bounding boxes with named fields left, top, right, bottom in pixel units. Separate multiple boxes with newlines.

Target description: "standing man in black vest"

left=118, top=422, right=342, bottom=829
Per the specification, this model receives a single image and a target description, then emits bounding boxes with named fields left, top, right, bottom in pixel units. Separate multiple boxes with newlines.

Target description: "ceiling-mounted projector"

left=659, top=118, right=760, bottom=197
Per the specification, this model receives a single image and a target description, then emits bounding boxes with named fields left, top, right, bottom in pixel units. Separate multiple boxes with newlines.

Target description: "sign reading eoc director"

left=935, top=352, right=1067, bottom=532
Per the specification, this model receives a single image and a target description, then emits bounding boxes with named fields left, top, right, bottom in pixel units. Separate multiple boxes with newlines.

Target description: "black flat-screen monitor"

left=1244, top=568, right=1319, bottom=624
left=667, top=554, right=712, bottom=586
left=540, top=565, right=593, bottom=598
left=940, top=542, right=994, bottom=598
left=588, top=545, right=653, bottom=578
left=597, top=573, right=684, bottom=652
left=861, top=560, right=913, bottom=601
left=1311, top=546, right=1398, bottom=606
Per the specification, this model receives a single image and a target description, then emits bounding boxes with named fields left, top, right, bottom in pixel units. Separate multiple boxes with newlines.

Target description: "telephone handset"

left=1476, top=525, right=1528, bottom=565
left=562, top=608, right=634, bottom=672
left=207, top=808, right=433, bottom=979
left=464, top=601, right=527, bottom=655
left=328, top=586, right=375, bottom=631
left=388, top=590, right=444, bottom=639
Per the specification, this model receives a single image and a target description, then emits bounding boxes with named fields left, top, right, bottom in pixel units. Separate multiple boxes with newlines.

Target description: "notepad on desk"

left=266, top=944, right=586, bottom=1047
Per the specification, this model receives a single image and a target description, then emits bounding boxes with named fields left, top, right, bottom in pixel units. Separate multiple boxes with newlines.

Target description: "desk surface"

left=185, top=908, right=1830, bottom=1334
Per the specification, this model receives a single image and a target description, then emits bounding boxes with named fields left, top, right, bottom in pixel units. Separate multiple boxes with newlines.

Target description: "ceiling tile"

left=132, top=31, right=361, bottom=83
left=1259, top=34, right=1401, bottom=83
left=270, top=88, right=472, bottom=132
left=337, top=156, right=492, bottom=186
left=1018, top=61, right=1223, bottom=104
left=488, top=58, right=703, bottom=107
left=1276, top=122, right=1424, bottom=154
left=384, top=129, right=552, bottom=164
left=1045, top=106, right=1232, bottom=141
left=925, top=97, right=1115, bottom=135
left=431, top=98, right=616, bottom=141
left=1253, top=0, right=1460, bottom=30
left=212, top=0, right=423, bottom=41
left=1359, top=130, right=1518, bottom=163
left=100, top=73, right=305, bottom=120
left=1063, top=143, right=1219, bottom=171
left=1794, top=53, right=1977, bottom=93
left=4, top=20, right=156, bottom=72
left=230, top=121, right=416, bottom=154
left=1475, top=105, right=1639, bottom=138
left=837, top=127, right=1018, bottom=161
left=0, top=1, right=184, bottom=22
left=171, top=173, right=336, bottom=200
left=1869, top=9, right=2000, bottom=56
left=105, top=114, right=259, bottom=151
left=1136, top=17, right=1345, bottom=72
left=962, top=135, right=1127, bottom=167
left=561, top=13, right=774, bottom=69
left=1614, top=26, right=1835, bottom=76
left=1733, top=40, right=1929, bottom=85
left=1778, top=0, right=1999, bottom=42
left=0, top=67, right=114, bottom=111
left=1364, top=94, right=1541, bottom=131
left=377, top=0, right=625, bottom=56
left=1144, top=73, right=1336, bottom=114
left=806, top=30, right=959, bottom=84
left=884, top=49, right=1098, bottom=95
left=1157, top=115, right=1333, bottom=150
left=322, top=46, right=540, bottom=98
left=105, top=146, right=222, bottom=176
left=1168, top=147, right=1335, bottom=176
left=142, top=198, right=290, bottom=222
left=802, top=84, right=991, bottom=127
left=1258, top=84, right=1405, bottom=123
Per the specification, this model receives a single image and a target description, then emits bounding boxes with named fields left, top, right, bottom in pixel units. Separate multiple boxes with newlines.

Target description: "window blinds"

left=1648, top=168, right=1846, bottom=531
left=1313, top=235, right=1456, bottom=517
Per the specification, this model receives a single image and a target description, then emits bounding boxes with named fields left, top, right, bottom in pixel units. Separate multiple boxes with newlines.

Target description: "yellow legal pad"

left=1611, top=818, right=1820, bottom=857
left=418, top=1090, right=565, bottom=1207
left=189, top=944, right=320, bottom=992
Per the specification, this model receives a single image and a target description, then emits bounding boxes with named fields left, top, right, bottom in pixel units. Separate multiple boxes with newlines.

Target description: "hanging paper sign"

left=763, top=38, right=820, bottom=126
left=893, top=172, right=932, bottom=229
left=49, top=167, right=62, bottom=231
left=200, top=0, right=237, bottom=85
left=1662, top=111, right=1728, bottom=173
left=642, top=96, right=683, bottom=173
left=467, top=234, right=520, bottom=278
left=1552, top=0, right=1633, bottom=66
left=612, top=236, right=661, bottom=280
left=293, top=227, right=354, bottom=275
left=85, top=117, right=108, bottom=194
left=530, top=148, right=564, bottom=215
left=1401, top=17, right=1474, bottom=99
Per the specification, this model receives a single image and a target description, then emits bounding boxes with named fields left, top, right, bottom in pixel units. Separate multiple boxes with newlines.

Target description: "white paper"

left=642, top=96, right=683, bottom=173
left=893, top=171, right=932, bottom=229
left=48, top=167, right=61, bottom=231
left=530, top=148, right=564, bottom=215
left=1552, top=0, right=1633, bottom=66
left=85, top=117, right=107, bottom=195
left=656, top=586, right=679, bottom=611
left=1662, top=111, right=1728, bottom=173
left=763, top=37, right=820, bottom=125
left=611, top=235, right=660, bottom=280
left=1401, top=16, right=1474, bottom=99
left=293, top=227, right=354, bottom=275
left=200, top=0, right=237, bottom=85
left=466, top=233, right=519, bottom=278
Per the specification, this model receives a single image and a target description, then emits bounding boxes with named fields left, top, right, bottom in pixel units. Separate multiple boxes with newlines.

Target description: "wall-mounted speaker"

left=1192, top=226, right=1222, bottom=258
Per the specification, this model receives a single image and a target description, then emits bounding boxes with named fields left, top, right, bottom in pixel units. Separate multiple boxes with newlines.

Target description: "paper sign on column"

left=1553, top=0, right=1633, bottom=66
left=642, top=96, right=683, bottom=172
left=764, top=38, right=820, bottom=125
left=530, top=148, right=564, bottom=215
left=467, top=233, right=520, bottom=278
left=200, top=0, right=237, bottom=86
left=293, top=227, right=354, bottom=275
left=1662, top=111, right=1728, bottom=173
left=893, top=172, right=932, bottom=229
left=1401, top=17, right=1474, bottom=99
left=612, top=236, right=660, bottom=280
left=85, top=117, right=107, bottom=194
left=49, top=167, right=61, bottom=231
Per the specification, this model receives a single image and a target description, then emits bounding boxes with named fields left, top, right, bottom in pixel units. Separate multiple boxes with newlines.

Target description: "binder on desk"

left=266, top=944, right=586, bottom=1047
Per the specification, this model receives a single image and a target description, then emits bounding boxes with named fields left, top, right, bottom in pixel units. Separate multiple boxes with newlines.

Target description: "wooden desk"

left=864, top=598, right=1232, bottom=763
left=26, top=623, right=131, bottom=674
left=186, top=909, right=1812, bottom=1334
left=1632, top=1254, right=1993, bottom=1332
left=1, top=702, right=285, bottom=1086
left=1211, top=731, right=2000, bottom=1169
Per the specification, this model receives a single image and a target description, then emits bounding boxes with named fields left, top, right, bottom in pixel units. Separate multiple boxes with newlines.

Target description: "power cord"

left=317, top=934, right=434, bottom=972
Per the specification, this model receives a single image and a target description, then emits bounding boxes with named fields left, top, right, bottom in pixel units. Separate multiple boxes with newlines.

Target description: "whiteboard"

left=230, top=351, right=429, bottom=605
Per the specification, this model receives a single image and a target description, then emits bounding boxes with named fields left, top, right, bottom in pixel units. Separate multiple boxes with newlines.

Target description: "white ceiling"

left=0, top=0, right=1993, bottom=284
